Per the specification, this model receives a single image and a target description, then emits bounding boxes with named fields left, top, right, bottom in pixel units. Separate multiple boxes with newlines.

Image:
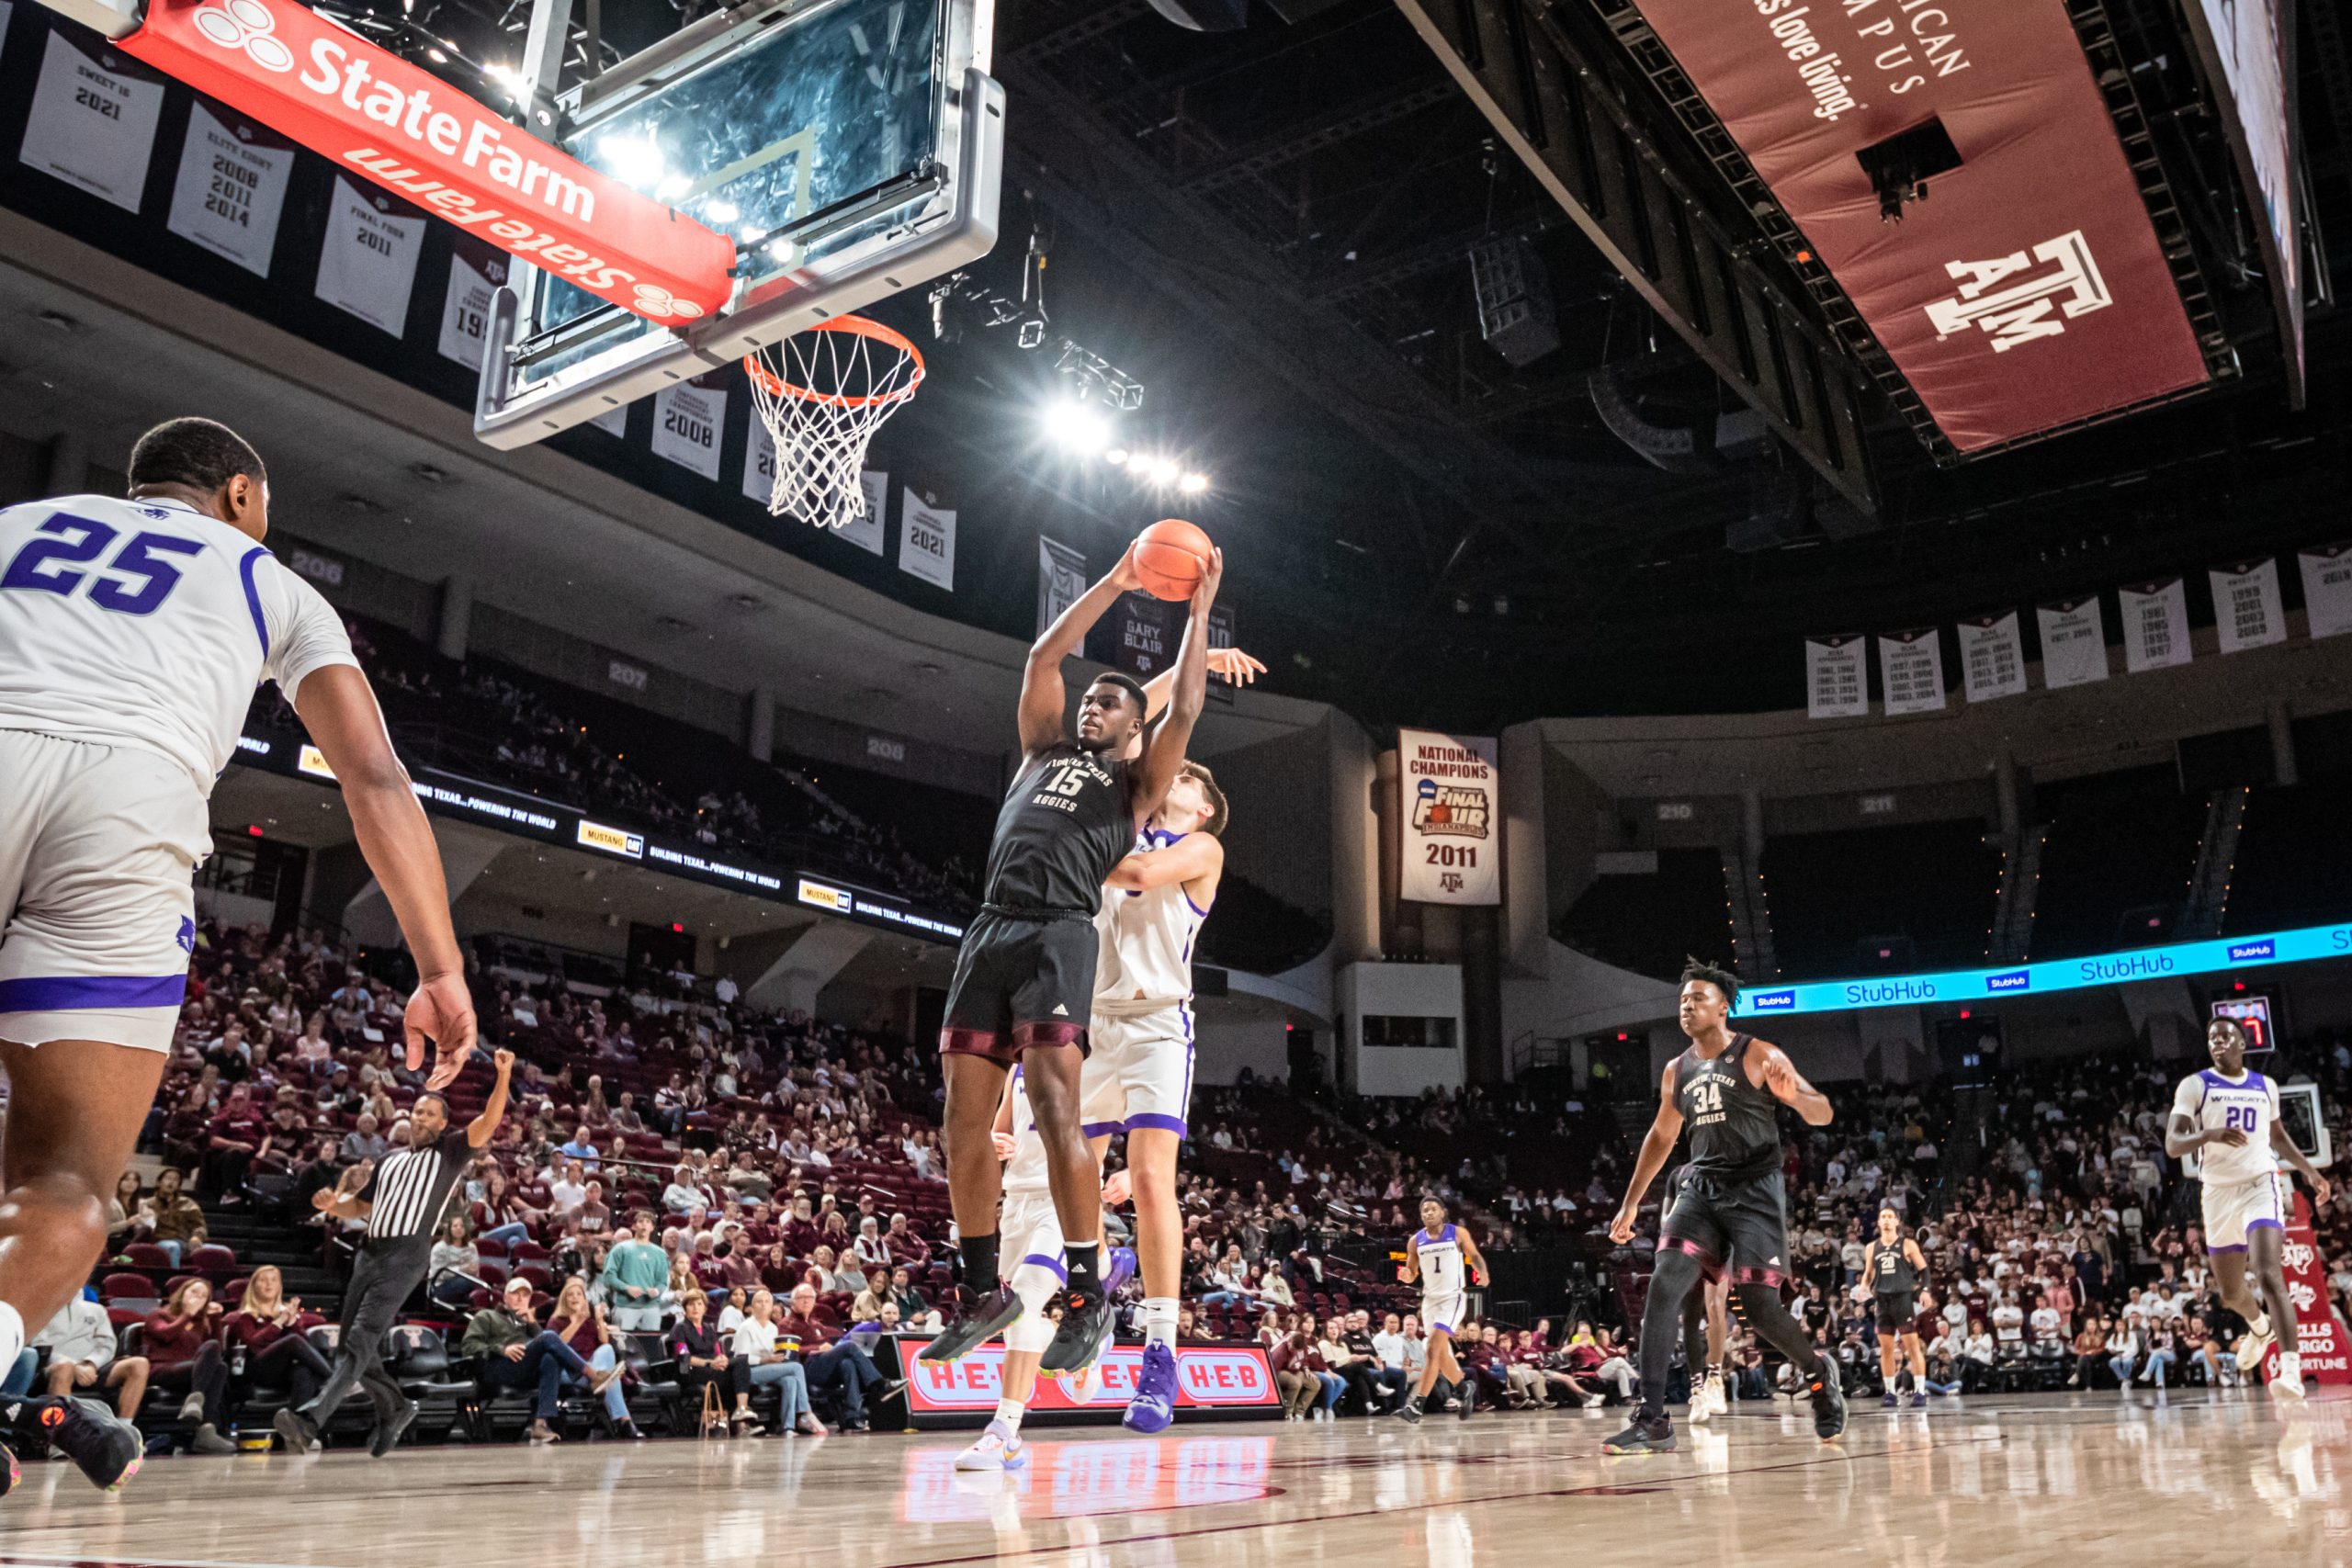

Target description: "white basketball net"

left=744, top=319, right=925, bottom=529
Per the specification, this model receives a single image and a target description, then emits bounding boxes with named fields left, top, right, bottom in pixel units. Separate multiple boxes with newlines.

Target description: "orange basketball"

left=1134, top=518, right=1213, bottom=602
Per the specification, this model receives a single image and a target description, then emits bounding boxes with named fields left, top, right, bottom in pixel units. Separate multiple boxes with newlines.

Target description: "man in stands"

left=777, top=1281, right=899, bottom=1431
left=602, top=1211, right=671, bottom=1332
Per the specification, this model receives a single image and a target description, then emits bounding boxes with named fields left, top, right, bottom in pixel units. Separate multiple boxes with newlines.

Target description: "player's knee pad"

left=1006, top=1311, right=1057, bottom=1355
left=1012, top=1261, right=1064, bottom=1317
left=1732, top=1280, right=1791, bottom=1324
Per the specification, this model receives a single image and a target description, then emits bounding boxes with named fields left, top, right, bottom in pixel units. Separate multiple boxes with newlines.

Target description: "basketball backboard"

left=473, top=0, right=1001, bottom=448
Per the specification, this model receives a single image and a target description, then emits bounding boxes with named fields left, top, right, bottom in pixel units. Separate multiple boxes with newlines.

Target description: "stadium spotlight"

left=1104, top=448, right=1131, bottom=467
left=1043, top=401, right=1110, bottom=455
left=1148, top=457, right=1181, bottom=485
left=1180, top=472, right=1209, bottom=495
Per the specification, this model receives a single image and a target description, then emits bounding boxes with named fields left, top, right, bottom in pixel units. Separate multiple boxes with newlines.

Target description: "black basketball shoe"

left=1038, top=1289, right=1114, bottom=1375
left=6, top=1397, right=141, bottom=1492
left=1600, top=1410, right=1678, bottom=1455
left=920, top=1280, right=1024, bottom=1365
left=1807, top=1359, right=1848, bottom=1442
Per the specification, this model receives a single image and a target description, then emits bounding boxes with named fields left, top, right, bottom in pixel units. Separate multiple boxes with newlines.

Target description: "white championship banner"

left=2208, top=558, right=2285, bottom=654
left=166, top=103, right=293, bottom=276
left=898, top=491, right=956, bottom=590
left=2036, top=597, right=2110, bottom=689
left=1957, top=612, right=2027, bottom=704
left=2119, top=578, right=2191, bottom=673
left=1037, top=536, right=1087, bottom=637
left=1804, top=635, right=1868, bottom=719
left=436, top=246, right=508, bottom=367
left=840, top=471, right=888, bottom=555
left=2298, top=543, right=2352, bottom=639
left=21, top=30, right=166, bottom=213
left=651, top=379, right=727, bottom=480
left=314, top=176, right=424, bottom=336
left=1878, top=628, right=1947, bottom=716
left=1398, top=728, right=1498, bottom=905
left=589, top=406, right=628, bottom=437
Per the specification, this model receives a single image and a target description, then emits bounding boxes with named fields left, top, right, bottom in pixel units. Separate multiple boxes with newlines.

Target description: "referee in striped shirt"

left=277, top=1049, right=514, bottom=1457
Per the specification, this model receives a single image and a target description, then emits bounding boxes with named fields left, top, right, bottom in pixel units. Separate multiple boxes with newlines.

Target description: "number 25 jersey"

left=0, top=495, right=357, bottom=794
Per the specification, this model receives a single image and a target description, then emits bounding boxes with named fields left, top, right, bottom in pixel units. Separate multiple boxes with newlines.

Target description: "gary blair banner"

left=1398, top=729, right=1499, bottom=906
left=1628, top=0, right=2208, bottom=450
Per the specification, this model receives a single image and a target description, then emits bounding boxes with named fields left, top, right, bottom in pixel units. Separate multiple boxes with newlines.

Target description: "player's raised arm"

left=291, top=664, right=476, bottom=1091
left=1019, top=546, right=1143, bottom=756
left=1105, top=834, right=1223, bottom=892
left=467, top=1051, right=516, bottom=1148
left=1609, top=1064, right=1687, bottom=1243
left=1127, top=549, right=1220, bottom=825
left=1139, top=646, right=1265, bottom=721
left=1753, top=1041, right=1833, bottom=1126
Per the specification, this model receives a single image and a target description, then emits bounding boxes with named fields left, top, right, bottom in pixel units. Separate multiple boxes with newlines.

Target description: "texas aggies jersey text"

left=982, top=744, right=1134, bottom=914
left=0, top=495, right=356, bottom=791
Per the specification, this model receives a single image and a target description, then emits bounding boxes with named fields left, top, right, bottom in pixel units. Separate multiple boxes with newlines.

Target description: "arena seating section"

left=1760, top=821, right=2001, bottom=979
left=1554, top=848, right=1733, bottom=980
left=2026, top=766, right=2206, bottom=959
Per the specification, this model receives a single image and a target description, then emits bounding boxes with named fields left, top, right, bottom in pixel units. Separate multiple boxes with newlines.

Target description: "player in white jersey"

left=1082, top=762, right=1226, bottom=1435
left=956, top=1067, right=1114, bottom=1470
left=1396, top=1195, right=1488, bottom=1422
left=2165, top=1018, right=2331, bottom=1398
left=0, top=420, right=477, bottom=1495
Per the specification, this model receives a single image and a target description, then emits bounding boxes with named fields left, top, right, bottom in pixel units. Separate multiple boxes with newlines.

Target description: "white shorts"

left=2202, top=1171, right=2289, bottom=1251
left=999, top=1190, right=1068, bottom=1313
left=1080, top=1003, right=1194, bottom=1138
left=0, top=731, right=208, bottom=1055
left=1423, top=1293, right=1465, bottom=1337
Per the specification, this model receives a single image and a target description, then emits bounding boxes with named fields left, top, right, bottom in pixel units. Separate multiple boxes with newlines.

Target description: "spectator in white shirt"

left=34, top=1296, right=149, bottom=1416
left=2028, top=1304, right=2064, bottom=1359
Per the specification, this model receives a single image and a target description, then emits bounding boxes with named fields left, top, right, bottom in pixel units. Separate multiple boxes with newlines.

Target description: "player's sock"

left=959, top=1233, right=1000, bottom=1294
left=1065, top=1242, right=1102, bottom=1301
left=995, top=1398, right=1027, bottom=1436
left=1143, top=1298, right=1180, bottom=1350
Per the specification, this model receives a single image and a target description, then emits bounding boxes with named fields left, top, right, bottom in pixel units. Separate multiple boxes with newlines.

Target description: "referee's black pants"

left=305, top=1235, right=428, bottom=1427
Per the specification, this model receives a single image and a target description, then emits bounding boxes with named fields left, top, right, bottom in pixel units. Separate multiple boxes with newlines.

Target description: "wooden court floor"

left=0, top=1391, right=2343, bottom=1568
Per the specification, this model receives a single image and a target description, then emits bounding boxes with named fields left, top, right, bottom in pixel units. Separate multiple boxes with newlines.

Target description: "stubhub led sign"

left=1731, top=920, right=2352, bottom=1020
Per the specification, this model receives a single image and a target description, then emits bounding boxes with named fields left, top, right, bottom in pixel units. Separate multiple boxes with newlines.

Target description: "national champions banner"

left=1627, top=0, right=2208, bottom=451
left=1398, top=728, right=1499, bottom=905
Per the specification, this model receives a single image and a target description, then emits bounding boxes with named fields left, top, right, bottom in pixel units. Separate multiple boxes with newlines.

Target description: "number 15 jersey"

left=0, top=495, right=356, bottom=794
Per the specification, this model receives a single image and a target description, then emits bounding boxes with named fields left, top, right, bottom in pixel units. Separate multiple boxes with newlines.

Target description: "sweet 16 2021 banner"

left=1397, top=729, right=1499, bottom=906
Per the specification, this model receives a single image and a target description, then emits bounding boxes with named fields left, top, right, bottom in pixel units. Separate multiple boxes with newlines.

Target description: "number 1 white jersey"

left=0, top=495, right=357, bottom=792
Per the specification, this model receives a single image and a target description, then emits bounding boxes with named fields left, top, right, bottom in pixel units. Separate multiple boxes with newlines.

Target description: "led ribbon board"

left=1732, top=920, right=2352, bottom=1019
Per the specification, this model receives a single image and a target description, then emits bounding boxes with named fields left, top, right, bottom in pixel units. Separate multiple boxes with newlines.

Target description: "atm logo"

left=2227, top=940, right=2275, bottom=963
left=1746, top=989, right=1797, bottom=1012
left=1985, top=969, right=2032, bottom=993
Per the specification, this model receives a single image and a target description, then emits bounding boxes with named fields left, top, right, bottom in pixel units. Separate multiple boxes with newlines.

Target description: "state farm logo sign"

left=1926, top=230, right=2111, bottom=353
left=195, top=0, right=293, bottom=71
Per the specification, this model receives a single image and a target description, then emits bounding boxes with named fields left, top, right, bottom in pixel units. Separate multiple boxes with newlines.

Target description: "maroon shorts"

left=937, top=909, right=1096, bottom=1065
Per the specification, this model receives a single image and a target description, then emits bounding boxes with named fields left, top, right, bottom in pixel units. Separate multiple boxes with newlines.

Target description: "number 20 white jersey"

left=0, top=495, right=357, bottom=793
left=2171, top=1067, right=2280, bottom=1187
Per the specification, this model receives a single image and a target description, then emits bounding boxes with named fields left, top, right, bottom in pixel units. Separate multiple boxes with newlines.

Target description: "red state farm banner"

left=120, top=0, right=734, bottom=321
left=1629, top=0, right=2209, bottom=452
left=899, top=1339, right=1280, bottom=1422
left=2256, top=1190, right=2350, bottom=1385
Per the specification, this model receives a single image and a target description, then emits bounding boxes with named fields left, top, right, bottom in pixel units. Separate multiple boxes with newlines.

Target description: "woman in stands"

left=219, top=1266, right=332, bottom=1424
left=667, top=1290, right=735, bottom=1436
left=545, top=1277, right=638, bottom=1438
left=471, top=1166, right=539, bottom=1247
left=143, top=1279, right=236, bottom=1454
left=107, top=1170, right=147, bottom=1253
left=428, top=1215, right=485, bottom=1308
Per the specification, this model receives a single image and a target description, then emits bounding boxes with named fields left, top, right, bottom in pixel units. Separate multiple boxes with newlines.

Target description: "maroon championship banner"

left=1629, top=0, right=2209, bottom=451
left=899, top=1338, right=1281, bottom=1427
left=2256, top=1190, right=2350, bottom=1386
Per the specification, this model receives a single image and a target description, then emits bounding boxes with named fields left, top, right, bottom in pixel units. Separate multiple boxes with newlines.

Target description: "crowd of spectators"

left=32, top=895, right=2352, bottom=1453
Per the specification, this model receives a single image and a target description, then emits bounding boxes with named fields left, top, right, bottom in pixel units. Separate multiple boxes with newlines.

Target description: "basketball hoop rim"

left=742, top=315, right=927, bottom=410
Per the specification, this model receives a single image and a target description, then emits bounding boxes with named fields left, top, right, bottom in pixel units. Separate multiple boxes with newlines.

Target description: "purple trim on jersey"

left=1018, top=1254, right=1069, bottom=1282
left=1442, top=1224, right=1458, bottom=1243
left=236, top=546, right=270, bottom=657
left=1127, top=1112, right=1187, bottom=1134
left=2207, top=1243, right=2247, bottom=1254
left=1410, top=1228, right=1430, bottom=1249
left=1179, top=1002, right=1196, bottom=1120
left=0, top=974, right=188, bottom=1012
left=1082, top=1121, right=1125, bottom=1139
left=1183, top=893, right=1211, bottom=918
left=2247, top=1219, right=2284, bottom=1235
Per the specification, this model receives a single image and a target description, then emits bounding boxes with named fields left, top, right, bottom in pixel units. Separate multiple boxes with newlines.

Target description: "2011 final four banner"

left=1397, top=728, right=1499, bottom=906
